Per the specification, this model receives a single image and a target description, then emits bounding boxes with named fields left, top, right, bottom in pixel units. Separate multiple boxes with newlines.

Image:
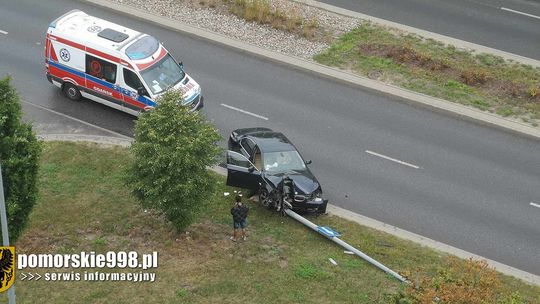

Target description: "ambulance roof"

left=50, top=10, right=146, bottom=58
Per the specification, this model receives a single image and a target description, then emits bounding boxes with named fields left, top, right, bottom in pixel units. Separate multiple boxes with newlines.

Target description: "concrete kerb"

left=83, top=0, right=540, bottom=140
left=38, top=134, right=133, bottom=147
left=328, top=205, right=540, bottom=286
left=39, top=135, right=540, bottom=286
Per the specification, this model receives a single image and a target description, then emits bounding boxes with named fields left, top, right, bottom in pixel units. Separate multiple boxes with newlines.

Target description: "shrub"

left=528, top=86, right=539, bottom=99
left=0, top=76, right=42, bottom=243
left=126, top=90, right=222, bottom=231
left=392, top=257, right=522, bottom=304
left=460, top=69, right=490, bottom=86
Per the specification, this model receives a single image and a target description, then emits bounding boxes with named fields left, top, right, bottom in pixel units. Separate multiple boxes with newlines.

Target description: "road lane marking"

left=530, top=202, right=540, bottom=209
left=501, top=7, right=540, bottom=20
left=220, top=103, right=268, bottom=120
left=0, top=30, right=8, bottom=35
left=365, top=150, right=420, bottom=169
left=21, top=100, right=132, bottom=139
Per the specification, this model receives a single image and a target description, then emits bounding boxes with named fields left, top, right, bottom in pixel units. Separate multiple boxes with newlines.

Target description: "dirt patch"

left=359, top=44, right=449, bottom=72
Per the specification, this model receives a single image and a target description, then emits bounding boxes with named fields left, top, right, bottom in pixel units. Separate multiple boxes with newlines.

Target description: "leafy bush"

left=0, top=76, right=41, bottom=242
left=126, top=90, right=221, bottom=231
left=392, top=257, right=525, bottom=304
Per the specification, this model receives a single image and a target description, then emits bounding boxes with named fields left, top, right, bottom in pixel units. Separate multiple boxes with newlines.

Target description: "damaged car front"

left=225, top=128, right=327, bottom=214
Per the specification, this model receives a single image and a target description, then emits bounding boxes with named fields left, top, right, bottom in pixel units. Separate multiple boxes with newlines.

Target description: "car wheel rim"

left=68, top=87, right=77, bottom=98
left=260, top=191, right=270, bottom=207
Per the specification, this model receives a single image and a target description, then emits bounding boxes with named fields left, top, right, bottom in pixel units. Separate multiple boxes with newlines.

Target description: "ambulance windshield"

left=125, top=36, right=159, bottom=60
left=140, top=54, right=185, bottom=95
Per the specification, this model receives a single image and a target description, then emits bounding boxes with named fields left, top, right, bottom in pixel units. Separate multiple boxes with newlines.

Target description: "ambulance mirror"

left=178, top=61, right=184, bottom=70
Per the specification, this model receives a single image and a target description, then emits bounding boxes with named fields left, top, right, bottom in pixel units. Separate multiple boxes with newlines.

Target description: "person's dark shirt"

left=231, top=204, right=249, bottom=223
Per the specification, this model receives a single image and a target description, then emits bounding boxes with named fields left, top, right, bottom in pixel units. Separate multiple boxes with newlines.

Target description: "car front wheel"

left=259, top=188, right=273, bottom=209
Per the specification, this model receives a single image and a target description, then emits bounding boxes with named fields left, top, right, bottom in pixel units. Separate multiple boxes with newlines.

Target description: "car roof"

left=245, top=131, right=296, bottom=153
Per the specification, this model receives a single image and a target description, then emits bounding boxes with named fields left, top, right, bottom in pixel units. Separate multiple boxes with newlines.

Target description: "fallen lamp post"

left=278, top=176, right=408, bottom=283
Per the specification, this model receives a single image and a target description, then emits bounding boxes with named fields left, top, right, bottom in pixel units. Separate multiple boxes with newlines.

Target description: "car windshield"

left=263, top=151, right=306, bottom=172
left=140, top=54, right=185, bottom=95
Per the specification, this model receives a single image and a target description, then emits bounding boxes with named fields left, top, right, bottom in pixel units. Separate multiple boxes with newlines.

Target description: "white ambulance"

left=45, top=10, right=203, bottom=115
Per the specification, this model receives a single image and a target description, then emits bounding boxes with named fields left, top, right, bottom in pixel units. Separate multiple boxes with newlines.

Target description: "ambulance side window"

left=85, top=55, right=117, bottom=84
left=123, top=68, right=145, bottom=95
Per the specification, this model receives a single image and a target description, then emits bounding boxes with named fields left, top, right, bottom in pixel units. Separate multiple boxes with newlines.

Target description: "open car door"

left=226, top=151, right=261, bottom=190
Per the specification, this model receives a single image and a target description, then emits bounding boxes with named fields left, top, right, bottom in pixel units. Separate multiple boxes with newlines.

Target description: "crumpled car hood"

left=263, top=170, right=320, bottom=195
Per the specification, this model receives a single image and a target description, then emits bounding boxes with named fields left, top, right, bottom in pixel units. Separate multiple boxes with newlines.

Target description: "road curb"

left=82, top=0, right=540, bottom=140
left=38, top=133, right=133, bottom=147
left=327, top=204, right=540, bottom=286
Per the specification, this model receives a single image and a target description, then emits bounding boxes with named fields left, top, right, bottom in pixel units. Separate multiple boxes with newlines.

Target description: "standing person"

left=230, top=195, right=249, bottom=242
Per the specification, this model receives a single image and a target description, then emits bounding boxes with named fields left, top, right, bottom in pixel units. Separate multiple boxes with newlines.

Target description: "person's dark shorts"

left=233, top=219, right=247, bottom=229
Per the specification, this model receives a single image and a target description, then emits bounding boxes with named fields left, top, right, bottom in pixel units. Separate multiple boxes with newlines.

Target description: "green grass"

left=6, top=142, right=540, bottom=303
left=314, top=22, right=540, bottom=126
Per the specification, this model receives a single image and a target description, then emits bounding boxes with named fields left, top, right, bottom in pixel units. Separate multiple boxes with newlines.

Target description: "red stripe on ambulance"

left=136, top=47, right=167, bottom=71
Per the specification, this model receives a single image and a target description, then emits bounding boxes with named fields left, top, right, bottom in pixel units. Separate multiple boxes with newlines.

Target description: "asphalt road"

left=317, top=0, right=540, bottom=60
left=1, top=0, right=540, bottom=276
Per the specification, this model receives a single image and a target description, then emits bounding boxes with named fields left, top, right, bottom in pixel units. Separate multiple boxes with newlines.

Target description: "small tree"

left=126, top=90, right=222, bottom=231
left=0, top=76, right=42, bottom=242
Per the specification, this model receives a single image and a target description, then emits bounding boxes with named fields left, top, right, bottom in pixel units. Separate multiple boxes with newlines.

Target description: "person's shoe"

left=242, top=236, right=247, bottom=241
left=230, top=236, right=237, bottom=242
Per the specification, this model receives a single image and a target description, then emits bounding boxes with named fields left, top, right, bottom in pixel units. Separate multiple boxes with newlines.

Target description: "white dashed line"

left=365, top=150, right=420, bottom=169
left=530, top=202, right=540, bottom=209
left=0, top=30, right=8, bottom=35
left=501, top=7, right=540, bottom=20
left=220, top=103, right=268, bottom=120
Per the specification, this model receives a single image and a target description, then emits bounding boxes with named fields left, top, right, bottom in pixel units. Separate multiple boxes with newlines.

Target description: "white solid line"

left=365, top=150, right=420, bottom=169
left=220, top=103, right=268, bottom=120
left=21, top=100, right=133, bottom=139
left=501, top=7, right=540, bottom=20
left=530, top=202, right=540, bottom=209
left=0, top=30, right=8, bottom=35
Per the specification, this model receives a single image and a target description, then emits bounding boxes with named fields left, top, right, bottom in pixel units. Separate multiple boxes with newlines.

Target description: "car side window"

left=240, top=138, right=255, bottom=157
left=123, top=68, right=144, bottom=92
left=227, top=151, right=251, bottom=168
left=253, top=147, right=262, bottom=170
left=86, top=55, right=117, bottom=83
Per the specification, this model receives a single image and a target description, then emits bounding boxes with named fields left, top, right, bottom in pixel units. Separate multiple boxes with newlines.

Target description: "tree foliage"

left=0, top=76, right=42, bottom=242
left=126, top=90, right=222, bottom=231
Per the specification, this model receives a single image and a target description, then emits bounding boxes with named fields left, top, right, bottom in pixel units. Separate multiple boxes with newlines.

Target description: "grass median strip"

left=9, top=142, right=540, bottom=303
left=314, top=22, right=540, bottom=127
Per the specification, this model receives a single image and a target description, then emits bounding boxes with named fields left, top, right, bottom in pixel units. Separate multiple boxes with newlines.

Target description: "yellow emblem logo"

left=0, top=247, right=15, bottom=292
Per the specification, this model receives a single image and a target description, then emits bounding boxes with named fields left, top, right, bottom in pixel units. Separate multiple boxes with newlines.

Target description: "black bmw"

left=226, top=127, right=327, bottom=214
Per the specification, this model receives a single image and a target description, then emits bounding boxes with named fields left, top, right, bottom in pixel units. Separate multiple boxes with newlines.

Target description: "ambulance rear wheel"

left=63, top=83, right=81, bottom=101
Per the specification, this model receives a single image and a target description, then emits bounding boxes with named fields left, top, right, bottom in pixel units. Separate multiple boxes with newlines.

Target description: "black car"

left=226, top=127, right=327, bottom=214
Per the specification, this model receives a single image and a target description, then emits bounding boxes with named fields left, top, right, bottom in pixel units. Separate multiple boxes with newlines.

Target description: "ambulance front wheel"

left=63, top=83, right=81, bottom=101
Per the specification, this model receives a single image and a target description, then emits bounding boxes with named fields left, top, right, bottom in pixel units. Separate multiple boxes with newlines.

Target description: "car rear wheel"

left=63, top=83, right=81, bottom=101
